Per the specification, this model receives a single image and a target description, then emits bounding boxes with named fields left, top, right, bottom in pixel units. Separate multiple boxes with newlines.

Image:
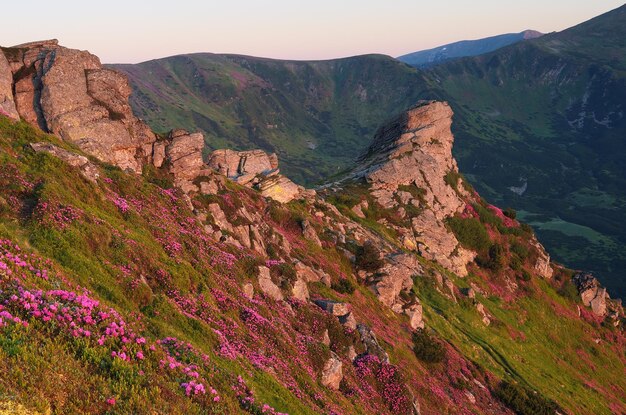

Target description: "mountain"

left=397, top=30, right=543, bottom=68
left=2, top=40, right=625, bottom=415
left=112, top=54, right=432, bottom=185
left=429, top=4, right=626, bottom=298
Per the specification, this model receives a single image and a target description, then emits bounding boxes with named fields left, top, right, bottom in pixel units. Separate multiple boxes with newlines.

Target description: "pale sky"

left=1, top=1, right=623, bottom=63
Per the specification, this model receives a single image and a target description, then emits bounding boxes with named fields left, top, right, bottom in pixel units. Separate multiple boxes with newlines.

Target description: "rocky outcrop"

left=343, top=101, right=475, bottom=276
left=207, top=149, right=278, bottom=185
left=0, top=49, right=19, bottom=120
left=3, top=40, right=156, bottom=173
left=207, top=148, right=312, bottom=203
left=530, top=237, right=554, bottom=279
left=573, top=272, right=607, bottom=316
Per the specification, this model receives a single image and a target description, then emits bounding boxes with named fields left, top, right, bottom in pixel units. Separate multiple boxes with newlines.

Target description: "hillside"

left=1, top=41, right=624, bottom=415
left=430, top=4, right=626, bottom=298
left=111, top=5, right=626, bottom=299
left=112, top=54, right=432, bottom=185
left=397, top=30, right=542, bottom=68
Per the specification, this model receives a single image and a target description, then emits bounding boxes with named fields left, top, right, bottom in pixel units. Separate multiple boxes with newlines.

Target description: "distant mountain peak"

left=397, top=30, right=543, bottom=68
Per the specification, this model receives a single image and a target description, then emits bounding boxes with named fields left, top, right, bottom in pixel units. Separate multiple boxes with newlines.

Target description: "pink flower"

left=136, top=351, right=144, bottom=360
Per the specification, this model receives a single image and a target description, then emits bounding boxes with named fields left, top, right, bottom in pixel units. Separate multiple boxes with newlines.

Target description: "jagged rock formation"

left=2, top=40, right=156, bottom=172
left=345, top=101, right=475, bottom=276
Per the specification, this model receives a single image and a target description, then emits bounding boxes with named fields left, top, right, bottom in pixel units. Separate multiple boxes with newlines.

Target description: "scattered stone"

left=322, top=329, right=331, bottom=346
left=257, top=266, right=283, bottom=301
left=313, top=300, right=349, bottom=317
left=338, top=312, right=357, bottom=331
left=356, top=323, right=389, bottom=363
left=291, top=278, right=309, bottom=301
left=301, top=219, right=322, bottom=247
left=347, top=345, right=358, bottom=362
left=476, top=303, right=491, bottom=325
left=320, top=352, right=343, bottom=390
left=242, top=283, right=254, bottom=299
left=573, top=272, right=607, bottom=316
left=405, top=303, right=424, bottom=330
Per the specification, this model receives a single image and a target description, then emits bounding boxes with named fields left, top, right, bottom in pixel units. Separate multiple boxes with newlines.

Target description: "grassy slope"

left=0, top=118, right=624, bottom=414
left=112, top=54, right=433, bottom=185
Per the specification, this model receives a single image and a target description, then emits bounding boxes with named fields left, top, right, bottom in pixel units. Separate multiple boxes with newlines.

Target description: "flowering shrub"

left=33, top=200, right=83, bottom=230
left=412, top=329, right=446, bottom=363
left=353, top=355, right=414, bottom=414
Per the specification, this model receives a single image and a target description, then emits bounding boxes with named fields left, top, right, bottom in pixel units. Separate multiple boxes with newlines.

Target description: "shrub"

left=511, top=241, right=530, bottom=260
left=558, top=280, right=580, bottom=302
left=447, top=217, right=491, bottom=252
left=331, top=278, right=355, bottom=294
left=412, top=329, right=446, bottom=363
left=355, top=243, right=384, bottom=272
left=271, top=262, right=298, bottom=290
left=494, top=381, right=560, bottom=415
left=487, top=243, right=506, bottom=271
left=503, top=208, right=517, bottom=219
left=444, top=170, right=462, bottom=189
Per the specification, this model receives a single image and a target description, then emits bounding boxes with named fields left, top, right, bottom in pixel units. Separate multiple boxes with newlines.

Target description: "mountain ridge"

left=397, top=30, right=543, bottom=68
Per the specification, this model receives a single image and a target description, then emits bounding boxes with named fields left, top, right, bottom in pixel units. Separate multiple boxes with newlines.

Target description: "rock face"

left=347, top=101, right=475, bottom=276
left=3, top=40, right=156, bottom=173
left=0, top=49, right=19, bottom=120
